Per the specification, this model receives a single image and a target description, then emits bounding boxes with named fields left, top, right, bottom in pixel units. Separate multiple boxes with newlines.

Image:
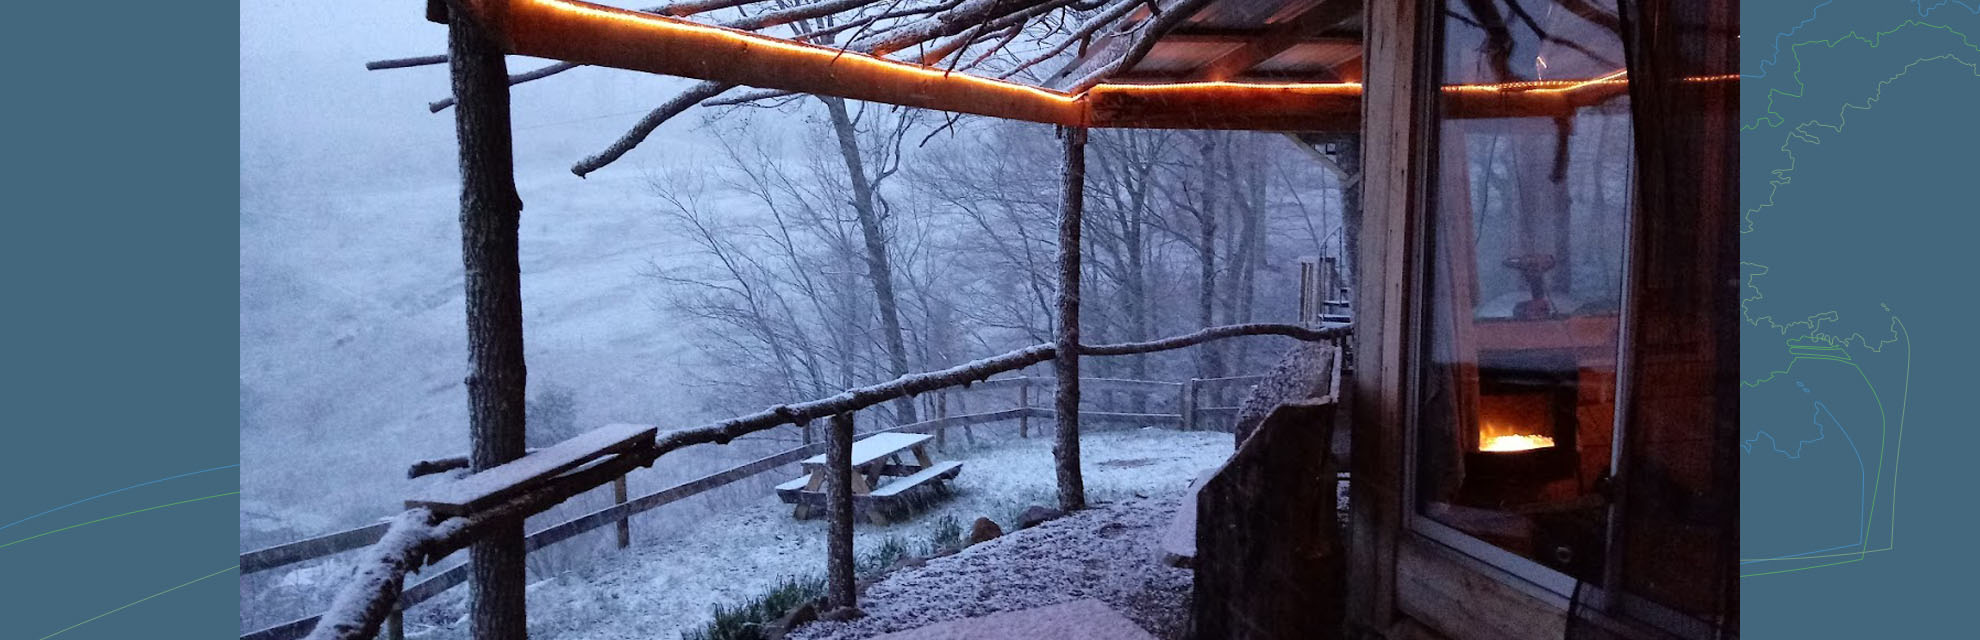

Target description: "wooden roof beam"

left=455, top=0, right=1671, bottom=133
left=1186, top=0, right=1362, bottom=82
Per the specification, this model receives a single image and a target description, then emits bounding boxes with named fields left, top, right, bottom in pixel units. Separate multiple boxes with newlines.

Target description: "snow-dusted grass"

left=398, top=426, right=1230, bottom=639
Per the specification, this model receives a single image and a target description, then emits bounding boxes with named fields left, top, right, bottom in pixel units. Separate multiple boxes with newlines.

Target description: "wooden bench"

left=868, top=460, right=963, bottom=498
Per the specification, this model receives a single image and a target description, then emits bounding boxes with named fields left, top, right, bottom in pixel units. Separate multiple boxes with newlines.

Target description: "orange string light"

left=499, top=0, right=1735, bottom=125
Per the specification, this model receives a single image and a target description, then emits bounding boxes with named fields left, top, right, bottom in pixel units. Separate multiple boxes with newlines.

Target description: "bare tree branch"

left=998, top=0, right=1140, bottom=79
left=366, top=54, right=449, bottom=70
left=1061, top=0, right=1217, bottom=91
left=572, top=81, right=737, bottom=177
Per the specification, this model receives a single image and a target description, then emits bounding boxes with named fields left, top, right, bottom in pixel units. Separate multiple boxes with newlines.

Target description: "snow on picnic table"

left=402, top=427, right=1231, bottom=640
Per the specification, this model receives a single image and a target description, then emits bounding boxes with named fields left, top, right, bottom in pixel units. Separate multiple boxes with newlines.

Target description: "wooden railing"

left=240, top=444, right=824, bottom=640
left=250, top=322, right=1349, bottom=640
left=238, top=375, right=1278, bottom=639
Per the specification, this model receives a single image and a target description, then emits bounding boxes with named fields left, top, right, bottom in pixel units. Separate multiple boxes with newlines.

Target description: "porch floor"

left=787, top=492, right=1198, bottom=640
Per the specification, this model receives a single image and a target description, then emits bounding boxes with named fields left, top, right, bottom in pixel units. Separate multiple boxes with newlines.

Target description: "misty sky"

left=240, top=0, right=743, bottom=195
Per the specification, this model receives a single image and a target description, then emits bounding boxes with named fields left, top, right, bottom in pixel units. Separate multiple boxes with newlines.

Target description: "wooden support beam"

left=1348, top=0, right=1426, bottom=630
left=935, top=391, right=949, bottom=451
left=1185, top=0, right=1361, bottom=82
left=824, top=412, right=857, bottom=611
left=1054, top=125, right=1088, bottom=512
left=612, top=475, right=630, bottom=548
left=1017, top=380, right=1031, bottom=438
left=1180, top=378, right=1200, bottom=431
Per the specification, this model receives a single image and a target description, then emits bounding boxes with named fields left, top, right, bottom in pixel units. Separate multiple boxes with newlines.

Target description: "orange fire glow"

left=1479, top=424, right=1556, bottom=452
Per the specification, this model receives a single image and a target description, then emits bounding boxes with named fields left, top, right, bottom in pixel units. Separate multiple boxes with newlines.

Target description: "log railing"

left=251, top=322, right=1347, bottom=640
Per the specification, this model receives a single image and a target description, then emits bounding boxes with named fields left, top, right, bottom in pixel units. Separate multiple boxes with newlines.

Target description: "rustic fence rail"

left=239, top=372, right=1301, bottom=639
left=249, top=323, right=1349, bottom=640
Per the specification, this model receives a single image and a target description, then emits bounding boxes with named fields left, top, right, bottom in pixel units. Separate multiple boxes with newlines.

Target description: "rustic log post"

left=957, top=392, right=976, bottom=446
left=385, top=611, right=404, bottom=640
left=1054, top=125, right=1088, bottom=511
left=613, top=475, right=630, bottom=549
left=935, top=391, right=948, bottom=451
left=450, top=9, right=529, bottom=640
left=1182, top=378, right=1200, bottom=431
left=1017, top=379, right=1031, bottom=438
left=824, top=412, right=857, bottom=611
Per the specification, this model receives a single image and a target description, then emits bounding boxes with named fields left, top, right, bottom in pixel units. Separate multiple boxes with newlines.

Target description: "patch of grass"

left=682, top=534, right=917, bottom=640
left=681, top=574, right=824, bottom=640
left=926, top=514, right=964, bottom=554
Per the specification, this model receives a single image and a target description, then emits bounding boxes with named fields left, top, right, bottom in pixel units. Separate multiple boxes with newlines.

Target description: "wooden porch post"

left=935, top=391, right=948, bottom=451
left=1348, top=0, right=1430, bottom=630
left=1181, top=378, right=1200, bottom=431
left=824, top=412, right=857, bottom=610
left=1053, top=126, right=1088, bottom=511
left=613, top=475, right=631, bottom=549
left=448, top=9, right=529, bottom=640
left=1017, top=379, right=1030, bottom=438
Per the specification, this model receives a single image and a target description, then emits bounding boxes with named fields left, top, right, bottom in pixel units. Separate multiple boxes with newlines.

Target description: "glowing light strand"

left=507, top=0, right=1735, bottom=117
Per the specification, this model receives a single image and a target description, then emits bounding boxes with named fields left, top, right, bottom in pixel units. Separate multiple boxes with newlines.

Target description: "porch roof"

left=445, top=0, right=1633, bottom=132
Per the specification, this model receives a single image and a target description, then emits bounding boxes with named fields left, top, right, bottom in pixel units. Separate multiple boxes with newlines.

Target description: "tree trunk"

left=1336, top=134, right=1363, bottom=306
left=1196, top=141, right=1224, bottom=384
left=449, top=13, right=529, bottom=640
left=1054, top=126, right=1088, bottom=512
left=820, top=96, right=918, bottom=426
left=1123, top=150, right=1151, bottom=412
left=825, top=412, right=857, bottom=610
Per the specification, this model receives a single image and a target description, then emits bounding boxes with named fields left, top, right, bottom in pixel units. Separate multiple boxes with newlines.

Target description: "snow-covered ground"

left=789, top=494, right=1195, bottom=640
left=397, top=426, right=1231, bottom=640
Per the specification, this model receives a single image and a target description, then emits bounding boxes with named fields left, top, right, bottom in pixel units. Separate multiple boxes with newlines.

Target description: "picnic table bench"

left=775, top=432, right=962, bottom=524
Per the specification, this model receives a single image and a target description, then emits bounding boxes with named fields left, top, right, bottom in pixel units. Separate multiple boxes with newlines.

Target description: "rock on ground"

left=787, top=494, right=1196, bottom=640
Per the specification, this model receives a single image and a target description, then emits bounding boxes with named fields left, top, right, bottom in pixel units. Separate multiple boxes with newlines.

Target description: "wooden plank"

left=1160, top=470, right=1217, bottom=568
left=240, top=521, right=392, bottom=574
left=1394, top=538, right=1567, bottom=640
left=405, top=423, right=657, bottom=516
left=886, top=408, right=1029, bottom=434
left=1079, top=377, right=1185, bottom=390
left=1026, top=409, right=1183, bottom=426
left=1349, top=0, right=1426, bottom=629
left=1185, top=0, right=1361, bottom=83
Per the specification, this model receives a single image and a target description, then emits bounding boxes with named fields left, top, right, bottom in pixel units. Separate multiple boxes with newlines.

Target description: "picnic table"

left=776, top=432, right=963, bottom=524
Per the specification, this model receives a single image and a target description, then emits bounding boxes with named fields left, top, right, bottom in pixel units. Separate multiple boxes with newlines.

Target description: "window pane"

left=1415, top=0, right=1632, bottom=583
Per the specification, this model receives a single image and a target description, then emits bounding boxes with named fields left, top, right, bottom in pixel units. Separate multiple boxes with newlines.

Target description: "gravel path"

left=788, top=492, right=1196, bottom=640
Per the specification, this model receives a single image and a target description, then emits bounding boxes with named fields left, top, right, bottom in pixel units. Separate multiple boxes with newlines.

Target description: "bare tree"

left=447, top=12, right=528, bottom=640
left=820, top=96, right=920, bottom=425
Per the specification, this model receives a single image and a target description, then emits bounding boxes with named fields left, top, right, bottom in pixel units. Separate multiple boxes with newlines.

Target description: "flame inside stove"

left=1479, top=422, right=1556, bottom=452
left=1480, top=434, right=1557, bottom=452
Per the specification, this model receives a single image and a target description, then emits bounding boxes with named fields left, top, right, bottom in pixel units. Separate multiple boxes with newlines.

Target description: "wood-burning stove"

left=1458, top=351, right=1579, bottom=508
